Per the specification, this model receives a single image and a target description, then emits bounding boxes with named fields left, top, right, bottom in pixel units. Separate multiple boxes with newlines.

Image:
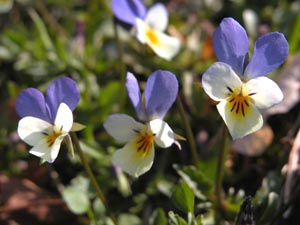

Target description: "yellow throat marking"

left=146, top=28, right=159, bottom=46
left=226, top=85, right=256, bottom=118
left=45, top=126, right=63, bottom=147
left=134, top=128, right=155, bottom=157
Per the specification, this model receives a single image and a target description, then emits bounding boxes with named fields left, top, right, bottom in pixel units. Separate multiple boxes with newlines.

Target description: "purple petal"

left=244, top=32, right=289, bottom=78
left=213, top=17, right=249, bottom=75
left=45, top=77, right=80, bottom=122
left=144, top=70, right=178, bottom=119
left=112, top=0, right=147, bottom=26
left=126, top=72, right=145, bottom=120
left=15, top=88, right=49, bottom=121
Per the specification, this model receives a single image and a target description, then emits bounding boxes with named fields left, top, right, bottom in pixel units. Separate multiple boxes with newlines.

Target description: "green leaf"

left=173, top=164, right=213, bottom=199
left=257, top=192, right=279, bottom=225
left=28, top=8, right=58, bottom=62
left=98, top=81, right=121, bottom=106
left=168, top=211, right=188, bottom=225
left=62, top=187, right=90, bottom=215
left=149, top=208, right=168, bottom=225
left=70, top=176, right=90, bottom=193
left=116, top=168, right=132, bottom=197
left=93, top=198, right=106, bottom=216
left=0, top=46, right=11, bottom=60
left=28, top=9, right=53, bottom=51
left=254, top=171, right=281, bottom=204
left=287, top=13, right=300, bottom=53
left=195, top=215, right=203, bottom=225
left=91, top=81, right=122, bottom=122
left=118, top=214, right=142, bottom=225
left=171, top=181, right=195, bottom=214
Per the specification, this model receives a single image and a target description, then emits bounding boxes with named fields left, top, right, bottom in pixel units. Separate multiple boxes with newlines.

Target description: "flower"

left=104, top=70, right=178, bottom=177
left=111, top=0, right=146, bottom=26
left=202, top=18, right=288, bottom=139
left=111, top=0, right=180, bottom=60
left=15, top=77, right=82, bottom=163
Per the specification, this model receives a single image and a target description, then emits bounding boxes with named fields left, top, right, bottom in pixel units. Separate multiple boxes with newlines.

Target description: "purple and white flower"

left=111, top=0, right=180, bottom=60
left=202, top=18, right=289, bottom=139
left=16, top=77, right=82, bottom=163
left=104, top=70, right=178, bottom=177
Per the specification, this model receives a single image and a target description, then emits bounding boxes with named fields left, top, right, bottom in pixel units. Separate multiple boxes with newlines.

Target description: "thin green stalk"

left=113, top=19, right=126, bottom=112
left=214, top=124, right=228, bottom=217
left=70, top=132, right=117, bottom=224
left=176, top=96, right=199, bottom=166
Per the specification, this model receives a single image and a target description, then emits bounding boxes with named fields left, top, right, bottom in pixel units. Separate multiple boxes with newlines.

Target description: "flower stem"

left=214, top=124, right=228, bottom=218
left=176, top=96, right=199, bottom=166
left=70, top=132, right=117, bottom=224
left=113, top=18, right=126, bottom=112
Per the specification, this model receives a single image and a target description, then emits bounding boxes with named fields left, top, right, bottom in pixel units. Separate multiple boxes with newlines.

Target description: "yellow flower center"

left=226, top=85, right=256, bottom=118
left=45, top=126, right=63, bottom=147
left=134, top=128, right=155, bottom=157
left=146, top=28, right=159, bottom=45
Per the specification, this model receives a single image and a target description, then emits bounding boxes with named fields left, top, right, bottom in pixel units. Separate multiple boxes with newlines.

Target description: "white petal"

left=29, top=135, right=64, bottom=163
left=136, top=19, right=180, bottom=60
left=50, top=136, right=65, bottom=162
left=246, top=77, right=283, bottom=109
left=104, top=114, right=145, bottom=143
left=136, top=19, right=147, bottom=44
left=18, top=117, right=52, bottom=146
left=145, top=3, right=168, bottom=31
left=146, top=31, right=180, bottom=61
left=29, top=139, right=51, bottom=161
left=54, top=103, right=73, bottom=133
left=202, top=62, right=242, bottom=101
left=217, top=100, right=263, bottom=140
left=112, top=141, right=155, bottom=177
left=149, top=119, right=174, bottom=148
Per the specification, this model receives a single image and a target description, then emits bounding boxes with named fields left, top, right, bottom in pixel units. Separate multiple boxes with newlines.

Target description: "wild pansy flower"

left=202, top=18, right=288, bottom=139
left=112, top=0, right=180, bottom=60
left=104, top=70, right=179, bottom=177
left=16, top=77, right=83, bottom=163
